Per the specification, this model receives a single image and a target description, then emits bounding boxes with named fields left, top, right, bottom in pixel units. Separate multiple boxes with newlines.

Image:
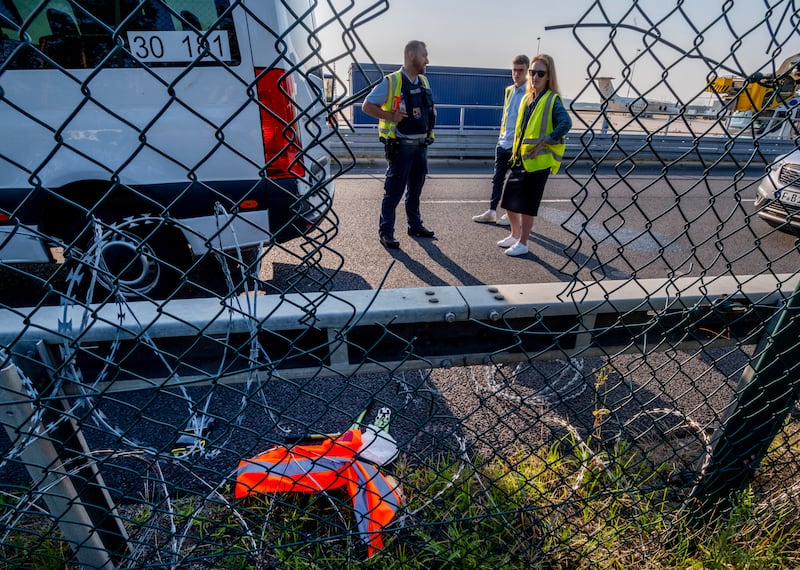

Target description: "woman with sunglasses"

left=497, top=54, right=572, bottom=256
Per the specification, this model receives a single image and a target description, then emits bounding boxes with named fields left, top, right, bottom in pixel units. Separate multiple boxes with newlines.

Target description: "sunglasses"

left=529, top=69, right=547, bottom=78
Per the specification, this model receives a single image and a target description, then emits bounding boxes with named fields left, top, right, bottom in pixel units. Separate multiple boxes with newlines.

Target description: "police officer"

left=362, top=40, right=436, bottom=249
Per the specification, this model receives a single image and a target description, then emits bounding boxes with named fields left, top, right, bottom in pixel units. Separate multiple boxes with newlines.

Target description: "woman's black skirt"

left=500, top=167, right=550, bottom=216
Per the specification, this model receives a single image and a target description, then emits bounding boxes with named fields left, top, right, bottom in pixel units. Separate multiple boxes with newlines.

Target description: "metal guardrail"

left=3, top=274, right=795, bottom=390
left=328, top=127, right=798, bottom=163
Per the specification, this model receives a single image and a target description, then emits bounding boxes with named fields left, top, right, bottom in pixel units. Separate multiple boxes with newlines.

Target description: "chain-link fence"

left=2, top=1, right=800, bottom=568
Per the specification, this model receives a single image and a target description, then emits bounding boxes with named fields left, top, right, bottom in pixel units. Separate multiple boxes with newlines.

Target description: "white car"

left=755, top=149, right=800, bottom=233
left=0, top=0, right=334, bottom=298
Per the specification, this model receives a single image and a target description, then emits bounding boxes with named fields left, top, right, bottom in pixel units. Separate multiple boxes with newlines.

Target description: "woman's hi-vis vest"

left=378, top=70, right=435, bottom=141
left=512, top=89, right=566, bottom=175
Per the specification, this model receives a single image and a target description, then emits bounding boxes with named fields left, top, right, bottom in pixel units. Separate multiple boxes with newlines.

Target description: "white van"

left=0, top=0, right=334, bottom=298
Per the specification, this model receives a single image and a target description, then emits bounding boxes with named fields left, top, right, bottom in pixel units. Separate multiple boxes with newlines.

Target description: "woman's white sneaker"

left=505, top=242, right=529, bottom=256
left=497, top=235, right=517, bottom=248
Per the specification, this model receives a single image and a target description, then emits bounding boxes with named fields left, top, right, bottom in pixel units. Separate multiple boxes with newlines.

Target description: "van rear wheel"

left=66, top=217, right=191, bottom=301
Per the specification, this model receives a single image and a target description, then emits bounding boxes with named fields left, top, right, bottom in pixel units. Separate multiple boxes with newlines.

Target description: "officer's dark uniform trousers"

left=379, top=140, right=428, bottom=239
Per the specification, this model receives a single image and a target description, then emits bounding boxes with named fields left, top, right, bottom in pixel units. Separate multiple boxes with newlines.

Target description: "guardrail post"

left=0, top=349, right=129, bottom=569
left=684, top=279, right=800, bottom=521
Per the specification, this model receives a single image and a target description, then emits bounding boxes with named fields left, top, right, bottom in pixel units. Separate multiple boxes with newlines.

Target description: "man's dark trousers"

left=490, top=145, right=513, bottom=211
left=379, top=141, right=428, bottom=239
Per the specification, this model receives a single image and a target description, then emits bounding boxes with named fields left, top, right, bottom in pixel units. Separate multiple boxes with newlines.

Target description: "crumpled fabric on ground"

left=235, top=429, right=403, bottom=557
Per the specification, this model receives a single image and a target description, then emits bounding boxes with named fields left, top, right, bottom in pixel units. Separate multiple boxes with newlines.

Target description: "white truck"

left=0, top=0, right=334, bottom=298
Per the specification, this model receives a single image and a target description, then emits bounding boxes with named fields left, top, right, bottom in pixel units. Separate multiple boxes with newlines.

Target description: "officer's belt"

left=394, top=137, right=427, bottom=145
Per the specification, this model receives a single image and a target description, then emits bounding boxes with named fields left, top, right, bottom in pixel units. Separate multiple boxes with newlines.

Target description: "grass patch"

left=3, top=432, right=800, bottom=569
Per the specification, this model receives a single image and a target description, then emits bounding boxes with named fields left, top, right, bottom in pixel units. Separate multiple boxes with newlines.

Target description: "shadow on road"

left=528, top=232, right=631, bottom=281
left=391, top=239, right=484, bottom=287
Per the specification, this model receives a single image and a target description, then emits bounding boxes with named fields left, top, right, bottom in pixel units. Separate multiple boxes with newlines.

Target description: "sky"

left=314, top=0, right=800, bottom=105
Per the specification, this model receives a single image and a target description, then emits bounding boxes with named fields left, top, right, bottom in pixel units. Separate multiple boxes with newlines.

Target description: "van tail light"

left=255, top=67, right=306, bottom=178
left=255, top=67, right=306, bottom=179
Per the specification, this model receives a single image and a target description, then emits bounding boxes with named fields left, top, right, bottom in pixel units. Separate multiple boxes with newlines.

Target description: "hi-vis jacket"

left=378, top=70, right=435, bottom=141
left=498, top=84, right=517, bottom=141
left=511, top=89, right=566, bottom=175
left=235, top=429, right=403, bottom=557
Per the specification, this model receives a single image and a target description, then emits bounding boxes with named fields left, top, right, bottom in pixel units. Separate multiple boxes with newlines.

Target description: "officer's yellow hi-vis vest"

left=378, top=70, right=434, bottom=140
left=511, top=89, right=566, bottom=175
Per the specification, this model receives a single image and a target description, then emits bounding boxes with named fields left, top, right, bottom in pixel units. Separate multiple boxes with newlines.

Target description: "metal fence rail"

left=330, top=126, right=798, bottom=162
left=3, top=274, right=794, bottom=386
left=3, top=1, right=800, bottom=568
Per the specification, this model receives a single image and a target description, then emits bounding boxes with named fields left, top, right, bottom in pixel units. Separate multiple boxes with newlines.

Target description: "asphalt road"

left=266, top=160, right=798, bottom=293
left=2, top=161, right=794, bottom=304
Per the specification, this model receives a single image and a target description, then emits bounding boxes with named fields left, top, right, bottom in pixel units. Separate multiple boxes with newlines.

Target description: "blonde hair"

left=527, top=54, right=561, bottom=100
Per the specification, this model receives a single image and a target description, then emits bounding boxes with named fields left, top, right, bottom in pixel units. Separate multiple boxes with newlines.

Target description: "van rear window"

left=0, top=0, right=240, bottom=69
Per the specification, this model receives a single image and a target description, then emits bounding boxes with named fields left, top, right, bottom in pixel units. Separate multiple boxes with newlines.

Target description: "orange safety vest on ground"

left=235, top=429, right=403, bottom=557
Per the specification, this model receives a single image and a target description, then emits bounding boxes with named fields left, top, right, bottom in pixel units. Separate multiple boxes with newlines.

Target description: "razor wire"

left=1, top=0, right=800, bottom=568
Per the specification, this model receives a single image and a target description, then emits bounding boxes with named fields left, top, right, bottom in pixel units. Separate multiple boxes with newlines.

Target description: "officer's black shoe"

left=408, top=226, right=435, bottom=238
left=380, top=235, right=400, bottom=249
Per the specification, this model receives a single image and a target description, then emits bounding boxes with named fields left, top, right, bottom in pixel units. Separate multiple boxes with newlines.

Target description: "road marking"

left=422, top=199, right=573, bottom=204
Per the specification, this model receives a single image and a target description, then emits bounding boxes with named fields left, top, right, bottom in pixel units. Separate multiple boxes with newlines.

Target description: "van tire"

left=65, top=216, right=191, bottom=302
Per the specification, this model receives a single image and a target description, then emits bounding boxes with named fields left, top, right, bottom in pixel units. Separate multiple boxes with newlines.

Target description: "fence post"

left=684, top=280, right=800, bottom=520
left=0, top=349, right=129, bottom=569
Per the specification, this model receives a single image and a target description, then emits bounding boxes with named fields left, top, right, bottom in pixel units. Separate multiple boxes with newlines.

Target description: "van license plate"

left=779, top=189, right=800, bottom=205
left=127, top=31, right=231, bottom=63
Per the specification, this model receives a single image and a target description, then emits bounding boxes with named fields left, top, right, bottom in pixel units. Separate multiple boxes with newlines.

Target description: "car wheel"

left=65, top=216, right=191, bottom=302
